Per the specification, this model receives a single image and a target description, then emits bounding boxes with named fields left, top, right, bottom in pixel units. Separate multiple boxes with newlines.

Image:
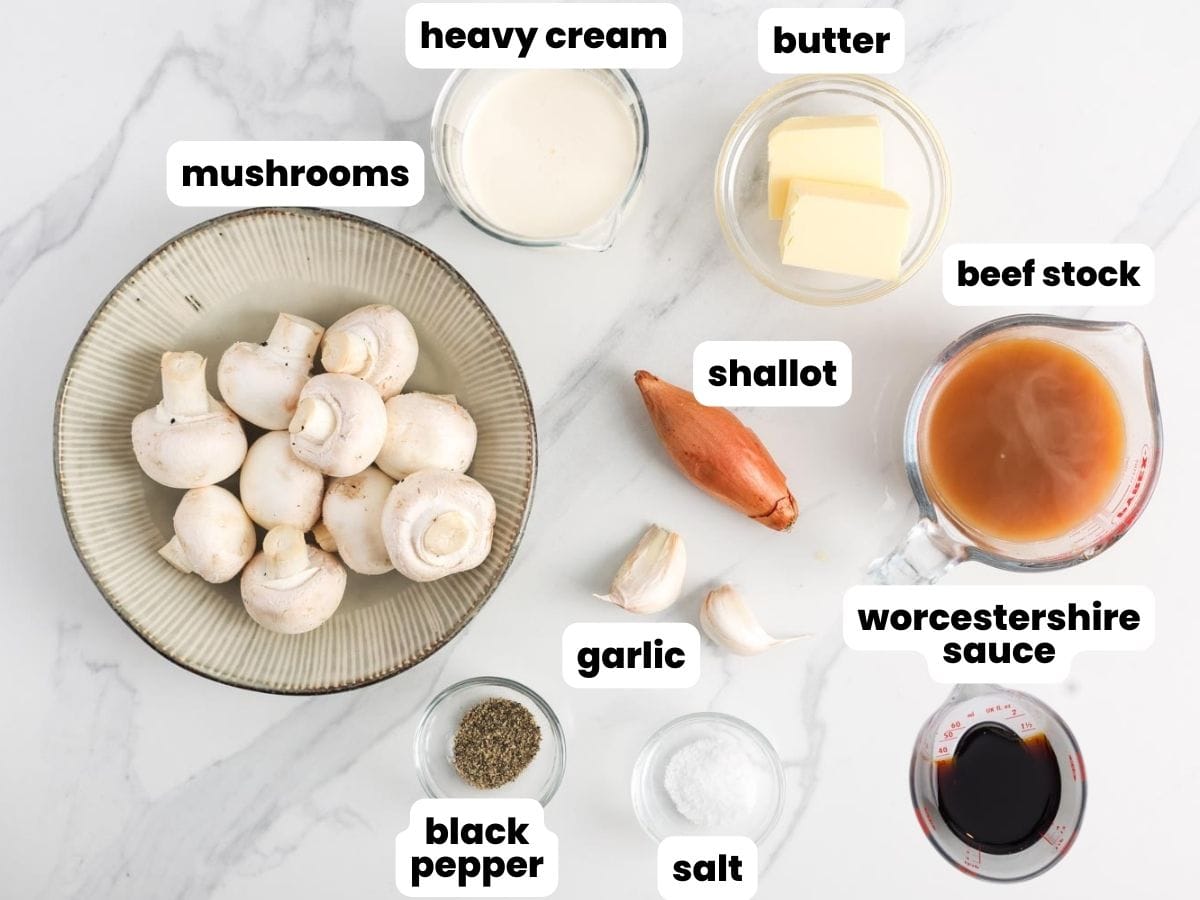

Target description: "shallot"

left=634, top=371, right=798, bottom=531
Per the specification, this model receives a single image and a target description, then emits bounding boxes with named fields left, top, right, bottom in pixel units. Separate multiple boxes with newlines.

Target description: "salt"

left=663, top=736, right=758, bottom=827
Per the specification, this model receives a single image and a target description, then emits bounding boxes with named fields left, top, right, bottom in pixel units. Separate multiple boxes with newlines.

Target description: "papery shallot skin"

left=634, top=370, right=798, bottom=531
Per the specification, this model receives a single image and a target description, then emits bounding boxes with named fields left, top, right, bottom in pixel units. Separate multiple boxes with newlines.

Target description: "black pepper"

left=452, top=697, right=542, bottom=789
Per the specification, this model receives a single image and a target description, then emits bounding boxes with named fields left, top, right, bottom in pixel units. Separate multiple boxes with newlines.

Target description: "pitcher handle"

left=867, top=518, right=967, bottom=585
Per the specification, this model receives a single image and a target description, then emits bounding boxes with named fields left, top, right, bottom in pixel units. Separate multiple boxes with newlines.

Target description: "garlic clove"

left=699, top=584, right=809, bottom=655
left=594, top=525, right=686, bottom=614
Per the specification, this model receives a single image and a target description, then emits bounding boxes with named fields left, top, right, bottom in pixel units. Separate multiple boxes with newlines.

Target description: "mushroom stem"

left=312, top=520, right=337, bottom=553
left=322, top=331, right=370, bottom=375
left=266, top=313, right=324, bottom=358
left=289, top=397, right=337, bottom=442
left=422, top=511, right=473, bottom=558
left=160, top=351, right=211, bottom=418
left=158, top=535, right=193, bottom=573
left=264, top=526, right=310, bottom=580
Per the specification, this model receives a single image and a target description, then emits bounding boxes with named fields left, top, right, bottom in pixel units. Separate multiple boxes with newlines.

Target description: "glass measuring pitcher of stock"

left=870, top=315, right=1162, bottom=584
left=910, top=684, right=1086, bottom=881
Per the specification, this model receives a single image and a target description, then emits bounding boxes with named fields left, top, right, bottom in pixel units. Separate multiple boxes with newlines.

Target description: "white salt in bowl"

left=631, top=712, right=785, bottom=842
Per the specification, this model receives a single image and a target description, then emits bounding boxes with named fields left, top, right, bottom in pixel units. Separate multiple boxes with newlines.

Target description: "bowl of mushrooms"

left=55, top=208, right=537, bottom=693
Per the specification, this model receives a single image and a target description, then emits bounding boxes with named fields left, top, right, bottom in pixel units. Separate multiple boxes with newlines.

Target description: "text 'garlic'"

left=595, top=525, right=686, bottom=614
left=700, top=585, right=808, bottom=655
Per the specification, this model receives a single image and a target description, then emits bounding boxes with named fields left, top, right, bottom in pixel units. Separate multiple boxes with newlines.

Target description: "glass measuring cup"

left=430, top=68, right=648, bottom=251
left=870, top=314, right=1162, bottom=584
left=910, top=684, right=1086, bottom=881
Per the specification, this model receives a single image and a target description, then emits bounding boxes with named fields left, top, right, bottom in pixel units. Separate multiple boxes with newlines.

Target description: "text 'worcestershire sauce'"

left=936, top=723, right=1062, bottom=854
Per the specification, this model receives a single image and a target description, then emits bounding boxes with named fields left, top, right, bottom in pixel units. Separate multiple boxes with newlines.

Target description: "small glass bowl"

left=631, top=712, right=785, bottom=842
left=414, top=676, right=566, bottom=805
left=430, top=68, right=649, bottom=250
left=714, top=74, right=952, bottom=306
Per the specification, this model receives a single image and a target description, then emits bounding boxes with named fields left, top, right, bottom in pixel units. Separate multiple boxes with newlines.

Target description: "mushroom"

left=132, top=351, right=247, bottom=488
left=314, top=466, right=396, bottom=575
left=320, top=304, right=418, bottom=399
left=240, top=526, right=347, bottom=634
left=380, top=469, right=496, bottom=582
left=158, top=485, right=255, bottom=583
left=288, top=373, right=387, bottom=477
left=217, top=313, right=325, bottom=429
left=239, top=431, right=325, bottom=531
left=375, top=393, right=478, bottom=480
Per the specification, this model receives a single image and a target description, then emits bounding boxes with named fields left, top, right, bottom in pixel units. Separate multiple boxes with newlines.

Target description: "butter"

left=767, top=116, right=883, bottom=219
left=778, top=179, right=910, bottom=280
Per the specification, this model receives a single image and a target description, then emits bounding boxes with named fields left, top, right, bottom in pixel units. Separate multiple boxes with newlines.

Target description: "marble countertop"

left=3, top=1, right=1198, bottom=897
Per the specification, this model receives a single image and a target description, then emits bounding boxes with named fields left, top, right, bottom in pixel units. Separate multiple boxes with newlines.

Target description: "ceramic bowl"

left=55, top=208, right=537, bottom=694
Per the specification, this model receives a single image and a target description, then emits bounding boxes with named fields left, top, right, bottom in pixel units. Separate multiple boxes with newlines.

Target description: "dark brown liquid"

left=936, top=723, right=1061, bottom=854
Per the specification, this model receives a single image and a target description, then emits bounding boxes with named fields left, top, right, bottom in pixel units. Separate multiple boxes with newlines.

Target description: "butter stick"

left=767, top=116, right=883, bottom=220
left=778, top=179, right=910, bottom=280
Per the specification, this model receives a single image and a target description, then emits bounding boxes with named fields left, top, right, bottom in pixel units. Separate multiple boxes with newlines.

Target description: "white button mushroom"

left=375, top=393, right=478, bottom=480
left=240, top=526, right=347, bottom=634
left=380, top=469, right=496, bottom=582
left=132, top=351, right=248, bottom=488
left=158, top=485, right=255, bottom=584
left=239, top=431, right=325, bottom=531
left=314, top=466, right=396, bottom=575
left=217, top=313, right=325, bottom=429
left=320, top=304, right=419, bottom=399
left=288, top=373, right=387, bottom=477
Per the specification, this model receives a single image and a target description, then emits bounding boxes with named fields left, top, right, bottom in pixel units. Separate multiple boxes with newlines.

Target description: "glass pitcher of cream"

left=431, top=69, right=648, bottom=251
left=869, top=314, right=1162, bottom=584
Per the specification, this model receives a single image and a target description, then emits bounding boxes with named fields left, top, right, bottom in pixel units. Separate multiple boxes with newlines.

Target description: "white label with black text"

left=658, top=836, right=758, bottom=900
left=844, top=585, right=1155, bottom=683
left=406, top=2, right=682, bottom=68
left=563, top=622, right=700, bottom=689
left=166, top=141, right=424, bottom=208
left=396, top=799, right=558, bottom=897
left=693, top=340, right=851, bottom=408
left=758, top=8, right=904, bottom=73
left=943, top=243, right=1154, bottom=305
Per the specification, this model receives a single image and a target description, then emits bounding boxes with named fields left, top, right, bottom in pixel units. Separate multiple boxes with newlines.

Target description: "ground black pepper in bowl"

left=452, top=697, right=542, bottom=789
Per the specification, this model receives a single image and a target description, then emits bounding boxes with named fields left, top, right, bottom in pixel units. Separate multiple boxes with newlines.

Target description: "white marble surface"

left=2, top=1, right=1198, bottom=897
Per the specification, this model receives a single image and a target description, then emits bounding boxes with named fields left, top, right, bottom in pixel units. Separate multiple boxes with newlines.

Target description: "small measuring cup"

left=870, top=314, right=1162, bottom=584
left=910, top=684, right=1086, bottom=881
left=430, top=68, right=648, bottom=251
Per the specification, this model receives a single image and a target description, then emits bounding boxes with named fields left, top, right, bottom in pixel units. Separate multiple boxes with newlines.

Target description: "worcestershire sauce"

left=936, top=723, right=1062, bottom=854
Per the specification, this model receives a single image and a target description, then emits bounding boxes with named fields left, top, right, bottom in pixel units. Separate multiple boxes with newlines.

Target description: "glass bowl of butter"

left=715, top=74, right=950, bottom=306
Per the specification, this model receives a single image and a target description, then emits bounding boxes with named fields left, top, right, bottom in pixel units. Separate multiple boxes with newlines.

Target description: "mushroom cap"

left=169, top=486, right=255, bottom=583
left=239, top=431, right=325, bottom=531
left=321, top=304, right=418, bottom=399
left=381, top=469, right=496, bottom=582
left=376, top=393, right=478, bottom=480
left=132, top=401, right=247, bottom=489
left=321, top=466, right=396, bottom=575
left=240, top=544, right=347, bottom=634
left=217, top=341, right=313, bottom=430
left=288, top=373, right=387, bottom=477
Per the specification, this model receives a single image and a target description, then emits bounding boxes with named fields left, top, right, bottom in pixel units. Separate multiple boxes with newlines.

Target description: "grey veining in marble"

left=3, top=1, right=1198, bottom=898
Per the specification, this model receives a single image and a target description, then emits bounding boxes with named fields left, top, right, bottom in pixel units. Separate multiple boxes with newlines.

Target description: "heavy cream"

left=460, top=69, right=638, bottom=240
